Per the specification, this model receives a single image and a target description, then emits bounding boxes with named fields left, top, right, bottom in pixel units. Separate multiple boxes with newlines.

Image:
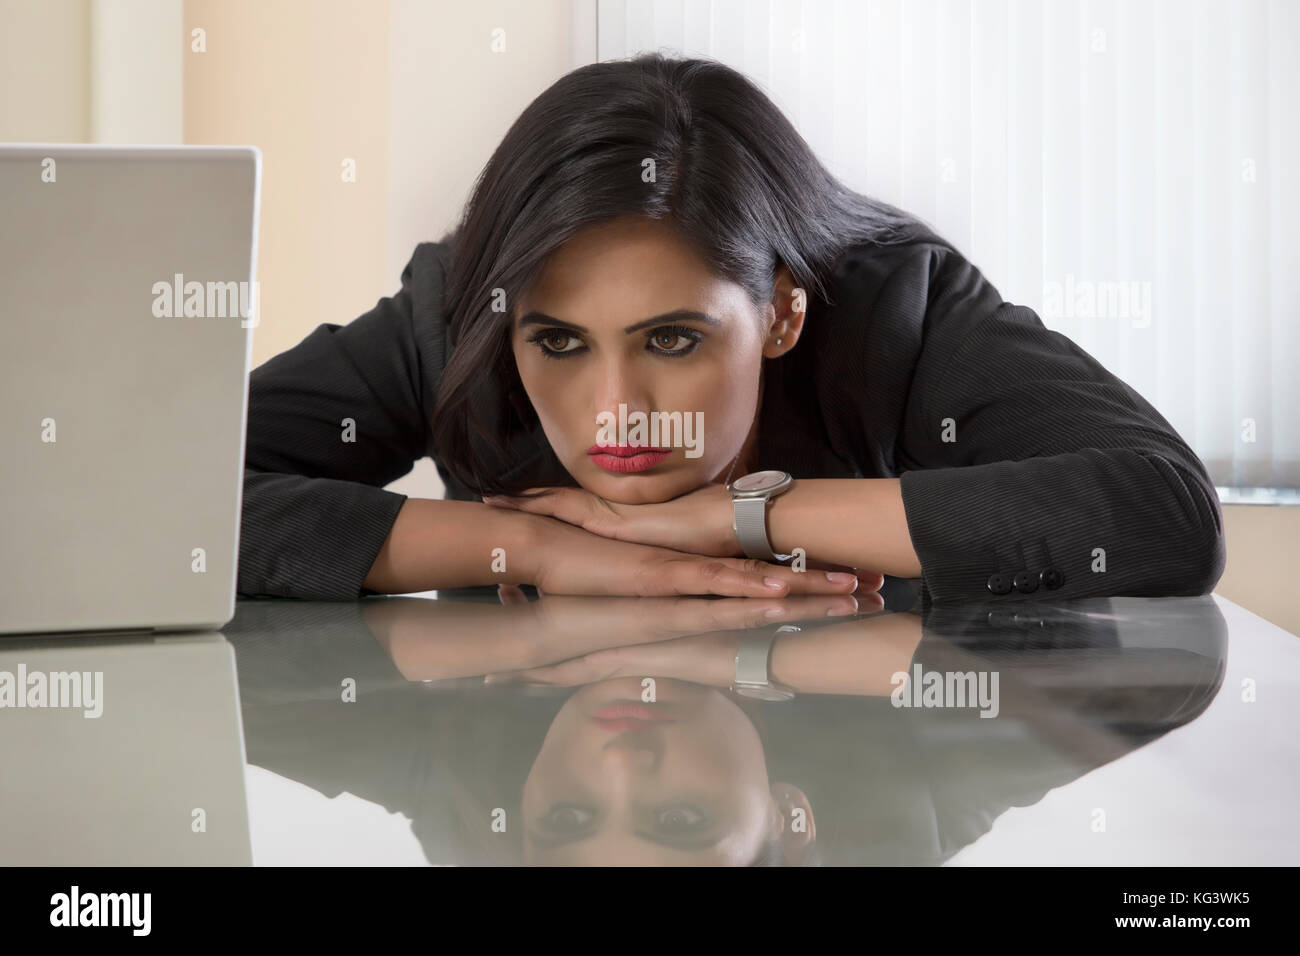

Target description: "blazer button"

left=1039, top=567, right=1065, bottom=590
left=1012, top=571, right=1038, bottom=593
left=986, top=573, right=1013, bottom=595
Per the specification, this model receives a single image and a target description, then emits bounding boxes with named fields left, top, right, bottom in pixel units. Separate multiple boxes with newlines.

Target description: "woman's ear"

left=769, top=781, right=817, bottom=864
left=763, top=262, right=807, bottom=358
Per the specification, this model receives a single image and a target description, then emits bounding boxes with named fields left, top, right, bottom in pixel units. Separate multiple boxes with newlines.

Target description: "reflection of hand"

left=483, top=627, right=750, bottom=688
left=484, top=595, right=921, bottom=695
left=364, top=589, right=875, bottom=684
left=499, top=585, right=876, bottom=636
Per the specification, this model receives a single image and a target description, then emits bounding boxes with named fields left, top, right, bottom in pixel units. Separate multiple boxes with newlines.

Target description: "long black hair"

left=431, top=52, right=945, bottom=496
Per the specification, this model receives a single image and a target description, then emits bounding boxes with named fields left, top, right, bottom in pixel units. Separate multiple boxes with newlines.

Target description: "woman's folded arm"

left=238, top=468, right=409, bottom=599
left=238, top=244, right=449, bottom=599
left=895, top=299, right=1226, bottom=602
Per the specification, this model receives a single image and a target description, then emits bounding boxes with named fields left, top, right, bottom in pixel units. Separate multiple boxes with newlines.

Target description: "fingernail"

left=763, top=577, right=786, bottom=590
left=764, top=606, right=785, bottom=618
left=825, top=571, right=858, bottom=587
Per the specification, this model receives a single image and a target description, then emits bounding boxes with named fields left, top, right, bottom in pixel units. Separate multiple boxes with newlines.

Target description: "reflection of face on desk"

left=521, top=677, right=811, bottom=866
left=220, top=593, right=1232, bottom=866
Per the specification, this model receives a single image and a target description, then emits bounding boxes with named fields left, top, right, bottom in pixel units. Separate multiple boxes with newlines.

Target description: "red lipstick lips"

left=587, top=443, right=672, bottom=474
left=592, top=701, right=675, bottom=732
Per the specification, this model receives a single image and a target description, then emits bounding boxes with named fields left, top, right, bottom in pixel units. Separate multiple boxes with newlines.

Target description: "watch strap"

left=732, top=624, right=799, bottom=700
left=734, top=496, right=793, bottom=562
left=734, top=628, right=779, bottom=685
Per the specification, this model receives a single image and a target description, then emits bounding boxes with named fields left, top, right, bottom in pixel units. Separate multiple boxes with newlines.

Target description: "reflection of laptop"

left=0, top=632, right=251, bottom=865
left=0, top=145, right=260, bottom=636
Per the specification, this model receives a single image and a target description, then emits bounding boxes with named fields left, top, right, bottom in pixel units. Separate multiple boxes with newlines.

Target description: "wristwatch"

left=729, top=469, right=795, bottom=561
left=730, top=624, right=799, bottom=700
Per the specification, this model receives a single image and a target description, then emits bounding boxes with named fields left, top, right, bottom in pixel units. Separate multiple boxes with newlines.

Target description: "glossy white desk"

left=1, top=588, right=1296, bottom=866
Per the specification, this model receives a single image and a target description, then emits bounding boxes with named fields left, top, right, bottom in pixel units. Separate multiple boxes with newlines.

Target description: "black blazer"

left=238, top=239, right=1226, bottom=603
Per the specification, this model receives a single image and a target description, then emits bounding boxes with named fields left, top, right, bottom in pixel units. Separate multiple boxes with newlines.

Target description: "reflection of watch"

left=729, top=470, right=795, bottom=562
left=730, top=624, right=799, bottom=701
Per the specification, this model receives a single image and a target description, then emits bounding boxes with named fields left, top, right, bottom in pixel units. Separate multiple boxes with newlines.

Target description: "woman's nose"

left=593, top=362, right=652, bottom=422
left=602, top=731, right=663, bottom=773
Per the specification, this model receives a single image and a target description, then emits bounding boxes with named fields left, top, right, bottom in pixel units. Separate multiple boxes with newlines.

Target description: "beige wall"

left=1219, top=506, right=1300, bottom=636
left=92, top=0, right=182, bottom=142
left=183, top=0, right=576, bottom=502
left=184, top=0, right=577, bottom=368
left=0, top=0, right=91, bottom=141
left=184, top=0, right=391, bottom=370
left=0, top=0, right=181, bottom=143
left=386, top=0, right=582, bottom=282
left=2, top=0, right=1296, bottom=636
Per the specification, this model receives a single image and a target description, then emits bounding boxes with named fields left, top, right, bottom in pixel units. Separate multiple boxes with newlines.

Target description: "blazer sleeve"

left=237, top=242, right=450, bottom=600
left=895, top=245, right=1226, bottom=603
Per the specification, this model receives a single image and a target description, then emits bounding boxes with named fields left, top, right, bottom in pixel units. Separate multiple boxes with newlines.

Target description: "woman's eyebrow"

left=517, top=308, right=721, bottom=335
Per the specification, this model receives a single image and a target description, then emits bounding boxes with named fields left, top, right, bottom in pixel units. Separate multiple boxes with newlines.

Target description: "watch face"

left=732, top=470, right=789, bottom=494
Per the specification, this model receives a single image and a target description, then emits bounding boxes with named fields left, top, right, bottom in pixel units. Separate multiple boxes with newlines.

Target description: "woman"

left=237, top=53, right=1225, bottom=604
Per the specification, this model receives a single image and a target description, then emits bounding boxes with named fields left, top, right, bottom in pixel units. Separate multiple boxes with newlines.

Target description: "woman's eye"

left=545, top=332, right=579, bottom=352
left=533, top=330, right=583, bottom=356
left=656, top=805, right=711, bottom=832
left=541, top=804, right=594, bottom=831
left=648, top=326, right=702, bottom=355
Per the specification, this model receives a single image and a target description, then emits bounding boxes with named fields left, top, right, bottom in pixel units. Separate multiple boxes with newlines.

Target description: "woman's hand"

left=514, top=510, right=874, bottom=598
left=487, top=482, right=877, bottom=580
left=485, top=482, right=739, bottom=556
left=487, top=478, right=924, bottom=583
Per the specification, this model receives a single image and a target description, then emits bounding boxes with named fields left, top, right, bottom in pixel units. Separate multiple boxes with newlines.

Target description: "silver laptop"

left=0, top=631, right=251, bottom=864
left=0, top=144, right=260, bottom=636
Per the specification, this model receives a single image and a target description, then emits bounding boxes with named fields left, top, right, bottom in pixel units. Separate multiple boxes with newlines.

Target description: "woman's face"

left=520, top=678, right=809, bottom=865
left=510, top=216, right=789, bottom=504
